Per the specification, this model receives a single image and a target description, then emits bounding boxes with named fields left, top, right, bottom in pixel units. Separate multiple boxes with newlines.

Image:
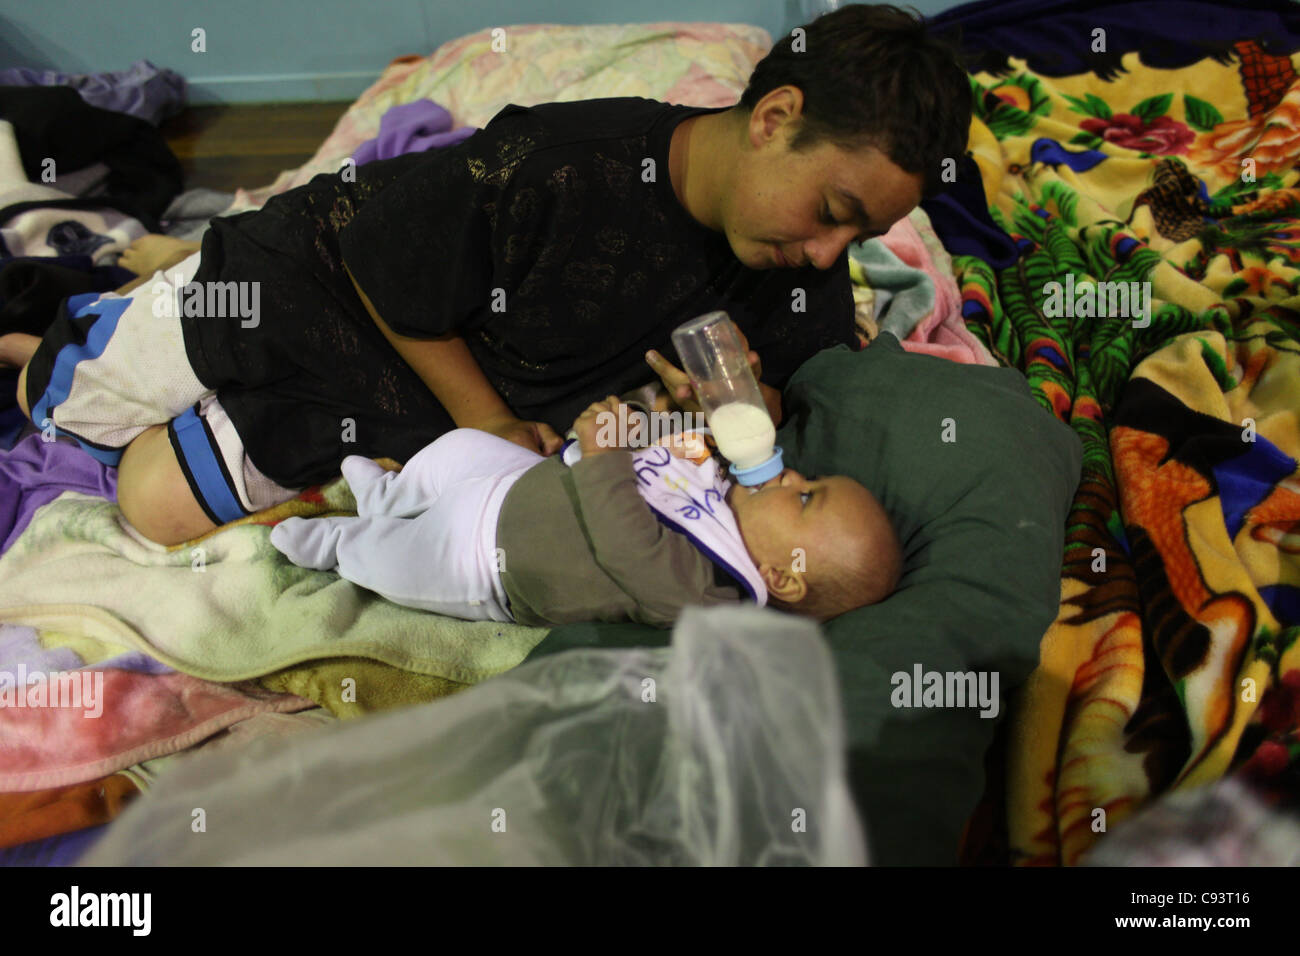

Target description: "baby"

left=270, top=397, right=903, bottom=627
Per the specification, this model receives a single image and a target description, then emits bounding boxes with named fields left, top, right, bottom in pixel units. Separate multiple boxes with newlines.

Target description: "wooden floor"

left=160, top=102, right=353, bottom=194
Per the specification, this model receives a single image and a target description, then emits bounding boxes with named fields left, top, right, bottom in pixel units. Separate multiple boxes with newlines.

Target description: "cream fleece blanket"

left=0, top=489, right=549, bottom=684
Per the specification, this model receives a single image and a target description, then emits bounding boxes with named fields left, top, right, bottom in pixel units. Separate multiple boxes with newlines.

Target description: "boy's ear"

left=761, top=563, right=807, bottom=604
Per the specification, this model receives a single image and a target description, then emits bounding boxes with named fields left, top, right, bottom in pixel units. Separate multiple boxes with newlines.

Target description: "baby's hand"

left=573, top=395, right=628, bottom=456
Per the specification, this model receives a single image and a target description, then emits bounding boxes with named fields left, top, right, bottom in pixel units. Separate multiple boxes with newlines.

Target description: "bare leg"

left=116, top=235, right=203, bottom=295
left=0, top=332, right=40, bottom=370
left=5, top=334, right=41, bottom=419
left=116, top=423, right=219, bottom=546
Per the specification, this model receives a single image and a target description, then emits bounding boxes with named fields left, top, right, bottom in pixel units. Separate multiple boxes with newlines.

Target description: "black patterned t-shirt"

left=183, top=97, right=856, bottom=488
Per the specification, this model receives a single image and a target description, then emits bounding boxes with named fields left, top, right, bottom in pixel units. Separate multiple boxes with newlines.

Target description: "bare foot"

left=0, top=332, right=40, bottom=369
left=118, top=235, right=201, bottom=277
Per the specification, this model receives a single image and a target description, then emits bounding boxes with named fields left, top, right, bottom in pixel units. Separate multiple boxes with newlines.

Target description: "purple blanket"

left=352, top=100, right=477, bottom=167
left=0, top=432, right=116, bottom=556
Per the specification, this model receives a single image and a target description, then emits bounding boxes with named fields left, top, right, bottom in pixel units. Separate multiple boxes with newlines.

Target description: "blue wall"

left=0, top=0, right=962, bottom=104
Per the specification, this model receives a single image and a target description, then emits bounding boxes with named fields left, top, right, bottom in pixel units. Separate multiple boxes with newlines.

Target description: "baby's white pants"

left=269, top=429, right=544, bottom=621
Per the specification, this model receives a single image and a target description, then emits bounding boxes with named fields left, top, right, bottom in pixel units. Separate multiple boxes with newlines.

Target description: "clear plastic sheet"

left=84, top=605, right=867, bottom=866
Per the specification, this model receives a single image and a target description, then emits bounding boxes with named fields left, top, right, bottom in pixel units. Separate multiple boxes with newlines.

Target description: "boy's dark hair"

left=738, top=3, right=972, bottom=199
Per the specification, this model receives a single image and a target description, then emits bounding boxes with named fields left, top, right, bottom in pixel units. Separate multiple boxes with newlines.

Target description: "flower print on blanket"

left=950, top=40, right=1300, bottom=865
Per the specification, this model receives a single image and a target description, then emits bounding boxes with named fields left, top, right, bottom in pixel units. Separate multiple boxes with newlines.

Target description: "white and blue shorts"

left=22, top=251, right=302, bottom=525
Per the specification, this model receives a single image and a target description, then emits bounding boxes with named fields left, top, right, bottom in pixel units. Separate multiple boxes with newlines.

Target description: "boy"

left=270, top=398, right=903, bottom=627
left=6, top=5, right=970, bottom=549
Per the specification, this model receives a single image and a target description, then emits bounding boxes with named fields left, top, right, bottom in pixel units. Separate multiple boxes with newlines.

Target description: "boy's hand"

left=643, top=350, right=702, bottom=416
left=573, top=395, right=629, bottom=457
left=758, top=382, right=783, bottom=426
left=477, top=415, right=564, bottom=456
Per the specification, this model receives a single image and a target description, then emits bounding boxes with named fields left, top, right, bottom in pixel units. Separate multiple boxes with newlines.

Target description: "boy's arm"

left=347, top=264, right=561, bottom=454
left=568, top=450, right=738, bottom=627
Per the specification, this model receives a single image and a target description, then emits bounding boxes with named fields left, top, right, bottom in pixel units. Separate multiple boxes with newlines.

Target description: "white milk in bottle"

left=708, top=402, right=777, bottom=471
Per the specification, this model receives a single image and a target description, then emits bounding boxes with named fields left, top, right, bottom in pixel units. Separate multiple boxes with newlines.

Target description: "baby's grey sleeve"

left=567, top=452, right=739, bottom=627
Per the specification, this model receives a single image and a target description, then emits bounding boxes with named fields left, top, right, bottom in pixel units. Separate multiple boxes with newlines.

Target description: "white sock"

left=341, top=456, right=388, bottom=516
left=269, top=517, right=340, bottom=571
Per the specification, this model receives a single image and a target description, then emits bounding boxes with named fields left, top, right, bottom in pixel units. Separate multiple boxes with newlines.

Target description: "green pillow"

left=530, top=333, right=1083, bottom=864
left=778, top=334, right=1081, bottom=864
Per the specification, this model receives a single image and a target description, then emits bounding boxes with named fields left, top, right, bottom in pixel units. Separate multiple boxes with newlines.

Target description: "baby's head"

left=726, top=468, right=902, bottom=621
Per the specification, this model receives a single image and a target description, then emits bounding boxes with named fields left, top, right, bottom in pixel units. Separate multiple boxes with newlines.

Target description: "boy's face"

left=721, top=86, right=924, bottom=271
left=727, top=468, right=876, bottom=570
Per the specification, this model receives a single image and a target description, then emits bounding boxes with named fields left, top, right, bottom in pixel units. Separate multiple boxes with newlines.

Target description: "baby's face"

left=726, top=468, right=876, bottom=570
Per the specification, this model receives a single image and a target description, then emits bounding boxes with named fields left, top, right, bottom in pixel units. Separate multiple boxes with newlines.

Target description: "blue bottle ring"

left=560, top=436, right=583, bottom=466
left=729, top=446, right=784, bottom=486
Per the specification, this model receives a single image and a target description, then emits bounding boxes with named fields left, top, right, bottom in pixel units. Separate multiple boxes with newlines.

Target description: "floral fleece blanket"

left=954, top=36, right=1300, bottom=864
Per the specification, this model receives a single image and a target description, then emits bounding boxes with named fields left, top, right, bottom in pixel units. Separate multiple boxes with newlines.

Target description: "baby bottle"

left=671, top=311, right=783, bottom=486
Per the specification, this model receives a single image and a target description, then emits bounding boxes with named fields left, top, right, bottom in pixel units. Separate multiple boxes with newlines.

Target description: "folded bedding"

left=0, top=616, right=316, bottom=794
left=0, top=648, right=313, bottom=791
left=0, top=709, right=335, bottom=856
left=848, top=208, right=997, bottom=365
